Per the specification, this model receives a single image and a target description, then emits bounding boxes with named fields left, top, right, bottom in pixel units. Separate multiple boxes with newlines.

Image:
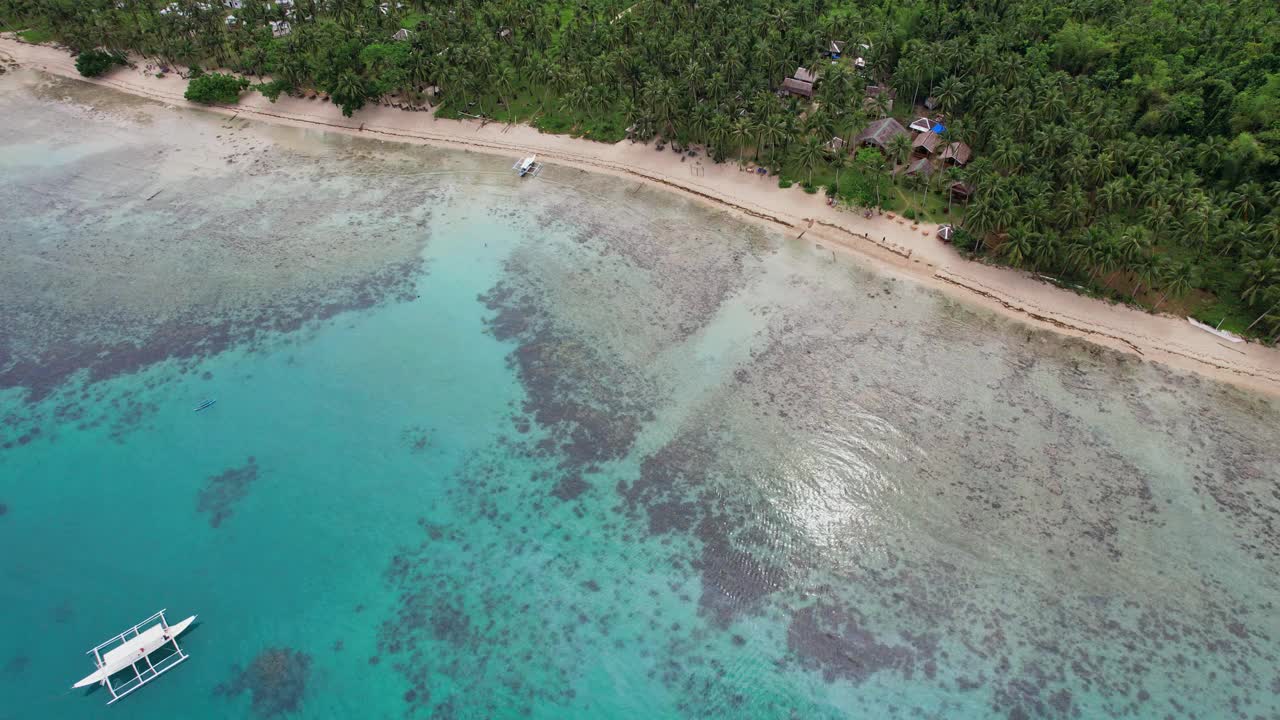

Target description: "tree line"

left=3, top=0, right=1279, bottom=337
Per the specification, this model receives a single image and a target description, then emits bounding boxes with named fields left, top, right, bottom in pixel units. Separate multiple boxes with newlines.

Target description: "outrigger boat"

left=194, top=399, right=216, bottom=412
left=512, top=154, right=543, bottom=178
left=73, top=610, right=197, bottom=704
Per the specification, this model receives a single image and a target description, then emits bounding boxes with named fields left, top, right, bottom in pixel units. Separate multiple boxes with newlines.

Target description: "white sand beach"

left=4, top=35, right=1279, bottom=395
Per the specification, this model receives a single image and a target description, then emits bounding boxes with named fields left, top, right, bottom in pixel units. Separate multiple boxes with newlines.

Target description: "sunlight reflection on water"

left=775, top=410, right=915, bottom=555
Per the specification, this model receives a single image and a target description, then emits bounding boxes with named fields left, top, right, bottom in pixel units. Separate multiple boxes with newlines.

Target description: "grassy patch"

left=434, top=83, right=626, bottom=142
left=399, top=12, right=429, bottom=30
left=18, top=27, right=53, bottom=44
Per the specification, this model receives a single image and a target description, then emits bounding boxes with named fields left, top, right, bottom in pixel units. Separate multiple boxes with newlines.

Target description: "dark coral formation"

left=480, top=267, right=658, bottom=497
left=4, top=654, right=29, bottom=676
left=2, top=255, right=421, bottom=408
left=550, top=473, right=589, bottom=501
left=352, top=163, right=1280, bottom=719
left=196, top=457, right=259, bottom=528
left=214, top=647, right=311, bottom=718
left=0, top=100, right=436, bottom=448
left=787, top=602, right=927, bottom=684
left=401, top=425, right=432, bottom=454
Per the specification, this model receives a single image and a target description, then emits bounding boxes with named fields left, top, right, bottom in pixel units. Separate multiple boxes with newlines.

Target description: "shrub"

left=75, top=49, right=124, bottom=78
left=255, top=79, right=292, bottom=103
left=951, top=227, right=978, bottom=252
left=778, top=178, right=793, bottom=189
left=802, top=181, right=818, bottom=194
left=185, top=73, right=251, bottom=105
left=903, top=208, right=917, bottom=220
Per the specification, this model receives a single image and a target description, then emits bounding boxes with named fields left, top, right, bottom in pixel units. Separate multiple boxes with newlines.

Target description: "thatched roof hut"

left=949, top=181, right=974, bottom=202
left=940, top=142, right=972, bottom=165
left=913, top=131, right=942, bottom=155
left=855, top=117, right=908, bottom=150
left=793, top=66, right=817, bottom=84
left=781, top=77, right=815, bottom=99
left=905, top=157, right=934, bottom=177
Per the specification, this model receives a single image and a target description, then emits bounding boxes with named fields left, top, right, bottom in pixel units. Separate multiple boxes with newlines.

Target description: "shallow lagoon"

left=1, top=73, right=1278, bottom=720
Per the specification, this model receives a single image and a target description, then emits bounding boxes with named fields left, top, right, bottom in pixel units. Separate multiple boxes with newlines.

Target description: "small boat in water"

left=73, top=610, right=197, bottom=704
left=194, top=399, right=216, bottom=412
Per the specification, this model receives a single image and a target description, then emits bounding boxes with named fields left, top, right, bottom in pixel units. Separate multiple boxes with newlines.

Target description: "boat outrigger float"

left=512, top=154, right=543, bottom=178
left=73, top=610, right=197, bottom=704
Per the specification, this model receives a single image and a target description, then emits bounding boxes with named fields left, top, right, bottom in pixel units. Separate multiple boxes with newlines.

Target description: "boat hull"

left=73, top=615, right=196, bottom=689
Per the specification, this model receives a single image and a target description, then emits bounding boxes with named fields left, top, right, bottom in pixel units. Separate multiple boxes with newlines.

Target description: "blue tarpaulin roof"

left=931, top=123, right=946, bottom=134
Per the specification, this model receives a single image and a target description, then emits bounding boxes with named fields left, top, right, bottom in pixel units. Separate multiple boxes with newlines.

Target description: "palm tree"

left=830, top=151, right=850, bottom=195
left=855, top=147, right=884, bottom=208
left=495, top=64, right=516, bottom=111
left=1182, top=202, right=1217, bottom=260
left=887, top=133, right=912, bottom=181
left=1061, top=154, right=1089, bottom=187
left=933, top=75, right=964, bottom=114
left=869, top=93, right=891, bottom=118
left=707, top=113, right=731, bottom=161
left=749, top=115, right=767, bottom=161
left=1242, top=256, right=1280, bottom=306
left=731, top=116, right=753, bottom=160
left=793, top=137, right=825, bottom=185
left=1098, top=178, right=1129, bottom=213
left=1056, top=185, right=1090, bottom=229
left=1262, top=213, right=1280, bottom=254
left=991, top=140, right=1022, bottom=174
left=1001, top=226, right=1035, bottom=267
left=1155, top=263, right=1196, bottom=311
left=1133, top=254, right=1164, bottom=300
left=761, top=114, right=787, bottom=166
left=1245, top=286, right=1280, bottom=332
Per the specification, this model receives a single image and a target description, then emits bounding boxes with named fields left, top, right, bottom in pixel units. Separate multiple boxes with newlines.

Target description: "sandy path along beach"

left=3, top=35, right=1279, bottom=396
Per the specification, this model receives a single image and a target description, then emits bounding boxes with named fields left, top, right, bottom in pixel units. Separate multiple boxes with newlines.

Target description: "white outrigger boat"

left=73, top=610, right=196, bottom=704
left=512, top=154, right=543, bottom=178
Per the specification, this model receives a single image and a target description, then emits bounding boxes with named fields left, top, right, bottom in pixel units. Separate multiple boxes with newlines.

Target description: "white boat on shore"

left=1188, top=317, right=1244, bottom=343
left=512, top=154, right=543, bottom=178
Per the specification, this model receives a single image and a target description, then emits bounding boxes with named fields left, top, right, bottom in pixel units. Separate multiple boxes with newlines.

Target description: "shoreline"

left=4, top=36, right=1280, bottom=397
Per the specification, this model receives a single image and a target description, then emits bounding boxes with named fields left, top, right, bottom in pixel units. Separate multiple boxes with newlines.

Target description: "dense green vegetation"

left=184, top=70, right=251, bottom=104
left=3, top=0, right=1279, bottom=337
left=73, top=47, right=122, bottom=77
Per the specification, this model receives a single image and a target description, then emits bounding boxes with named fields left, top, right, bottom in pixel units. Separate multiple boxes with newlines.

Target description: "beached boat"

left=1188, top=317, right=1244, bottom=343
left=73, top=610, right=197, bottom=704
left=512, top=154, right=542, bottom=178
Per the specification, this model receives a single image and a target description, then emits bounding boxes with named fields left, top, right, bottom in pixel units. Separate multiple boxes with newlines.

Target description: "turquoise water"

left=2, top=73, right=1279, bottom=720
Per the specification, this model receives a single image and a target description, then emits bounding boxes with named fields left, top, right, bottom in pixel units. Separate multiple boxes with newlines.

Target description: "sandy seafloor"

left=1, top=71, right=1278, bottom=720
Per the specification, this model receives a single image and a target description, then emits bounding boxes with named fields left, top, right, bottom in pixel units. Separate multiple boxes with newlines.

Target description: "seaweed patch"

left=214, top=647, right=312, bottom=718
left=196, top=457, right=259, bottom=528
left=401, top=425, right=432, bottom=454
left=786, top=602, right=927, bottom=684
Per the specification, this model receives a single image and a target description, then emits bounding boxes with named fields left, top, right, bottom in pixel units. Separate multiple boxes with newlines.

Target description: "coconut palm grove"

left=4, top=0, right=1280, bottom=337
